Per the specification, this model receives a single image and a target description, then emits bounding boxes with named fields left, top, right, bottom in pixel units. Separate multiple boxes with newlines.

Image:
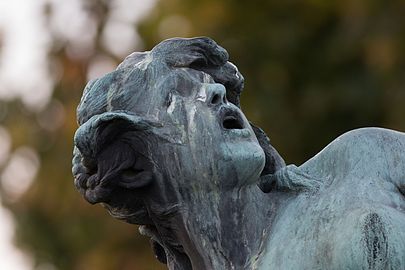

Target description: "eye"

left=173, top=72, right=196, bottom=97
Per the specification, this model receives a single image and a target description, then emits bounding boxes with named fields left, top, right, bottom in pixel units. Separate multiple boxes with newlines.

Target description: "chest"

left=257, top=182, right=405, bottom=270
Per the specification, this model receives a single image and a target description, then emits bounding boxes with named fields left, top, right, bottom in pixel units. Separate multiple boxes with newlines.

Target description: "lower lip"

left=224, top=128, right=251, bottom=138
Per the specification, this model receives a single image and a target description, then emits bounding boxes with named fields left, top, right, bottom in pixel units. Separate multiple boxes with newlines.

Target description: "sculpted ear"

left=74, top=111, right=157, bottom=163
left=72, top=112, right=158, bottom=224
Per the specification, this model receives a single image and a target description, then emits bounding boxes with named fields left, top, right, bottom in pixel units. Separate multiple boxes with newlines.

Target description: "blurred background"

left=0, top=0, right=404, bottom=269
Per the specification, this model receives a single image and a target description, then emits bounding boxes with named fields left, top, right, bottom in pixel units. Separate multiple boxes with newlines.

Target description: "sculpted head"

left=72, top=37, right=283, bottom=226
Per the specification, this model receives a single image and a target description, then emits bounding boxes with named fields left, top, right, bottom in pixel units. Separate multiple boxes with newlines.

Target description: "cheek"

left=159, top=101, right=220, bottom=154
left=183, top=103, right=219, bottom=141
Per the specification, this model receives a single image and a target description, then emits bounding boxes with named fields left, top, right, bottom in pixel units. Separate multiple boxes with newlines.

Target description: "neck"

left=166, top=184, right=277, bottom=270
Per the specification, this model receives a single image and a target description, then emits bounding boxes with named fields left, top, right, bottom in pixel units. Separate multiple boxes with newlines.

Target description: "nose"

left=207, top=84, right=227, bottom=105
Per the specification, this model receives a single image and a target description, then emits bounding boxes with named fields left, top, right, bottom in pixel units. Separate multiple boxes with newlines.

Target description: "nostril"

left=210, top=94, right=222, bottom=105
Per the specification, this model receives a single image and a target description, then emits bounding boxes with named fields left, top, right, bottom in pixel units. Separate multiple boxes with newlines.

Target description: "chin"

left=218, top=140, right=265, bottom=187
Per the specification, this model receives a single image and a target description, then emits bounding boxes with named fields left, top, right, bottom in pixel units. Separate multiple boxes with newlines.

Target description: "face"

left=133, top=67, right=265, bottom=191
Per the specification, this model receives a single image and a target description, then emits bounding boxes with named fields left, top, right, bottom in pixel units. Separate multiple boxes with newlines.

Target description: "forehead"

left=160, top=68, right=215, bottom=88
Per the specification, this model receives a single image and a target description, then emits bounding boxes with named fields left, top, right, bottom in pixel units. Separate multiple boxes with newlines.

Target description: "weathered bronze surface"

left=73, top=37, right=405, bottom=269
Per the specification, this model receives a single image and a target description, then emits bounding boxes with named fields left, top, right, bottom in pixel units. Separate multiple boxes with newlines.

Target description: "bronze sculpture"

left=73, top=37, right=405, bottom=269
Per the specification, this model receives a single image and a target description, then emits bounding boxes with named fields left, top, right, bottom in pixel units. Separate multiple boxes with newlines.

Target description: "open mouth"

left=220, top=107, right=245, bottom=130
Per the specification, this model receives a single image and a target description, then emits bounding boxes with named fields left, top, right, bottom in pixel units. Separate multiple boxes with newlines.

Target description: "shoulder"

left=300, top=127, right=405, bottom=181
left=332, top=127, right=405, bottom=145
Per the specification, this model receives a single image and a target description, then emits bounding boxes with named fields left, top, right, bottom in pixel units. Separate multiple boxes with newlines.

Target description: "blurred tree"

left=1, top=0, right=405, bottom=269
left=1, top=1, right=164, bottom=270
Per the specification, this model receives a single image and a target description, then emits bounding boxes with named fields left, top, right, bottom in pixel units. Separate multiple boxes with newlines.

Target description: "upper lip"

left=219, top=106, right=245, bottom=130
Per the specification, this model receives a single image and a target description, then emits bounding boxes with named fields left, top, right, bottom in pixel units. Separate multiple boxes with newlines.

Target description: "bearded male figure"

left=72, top=37, right=405, bottom=270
